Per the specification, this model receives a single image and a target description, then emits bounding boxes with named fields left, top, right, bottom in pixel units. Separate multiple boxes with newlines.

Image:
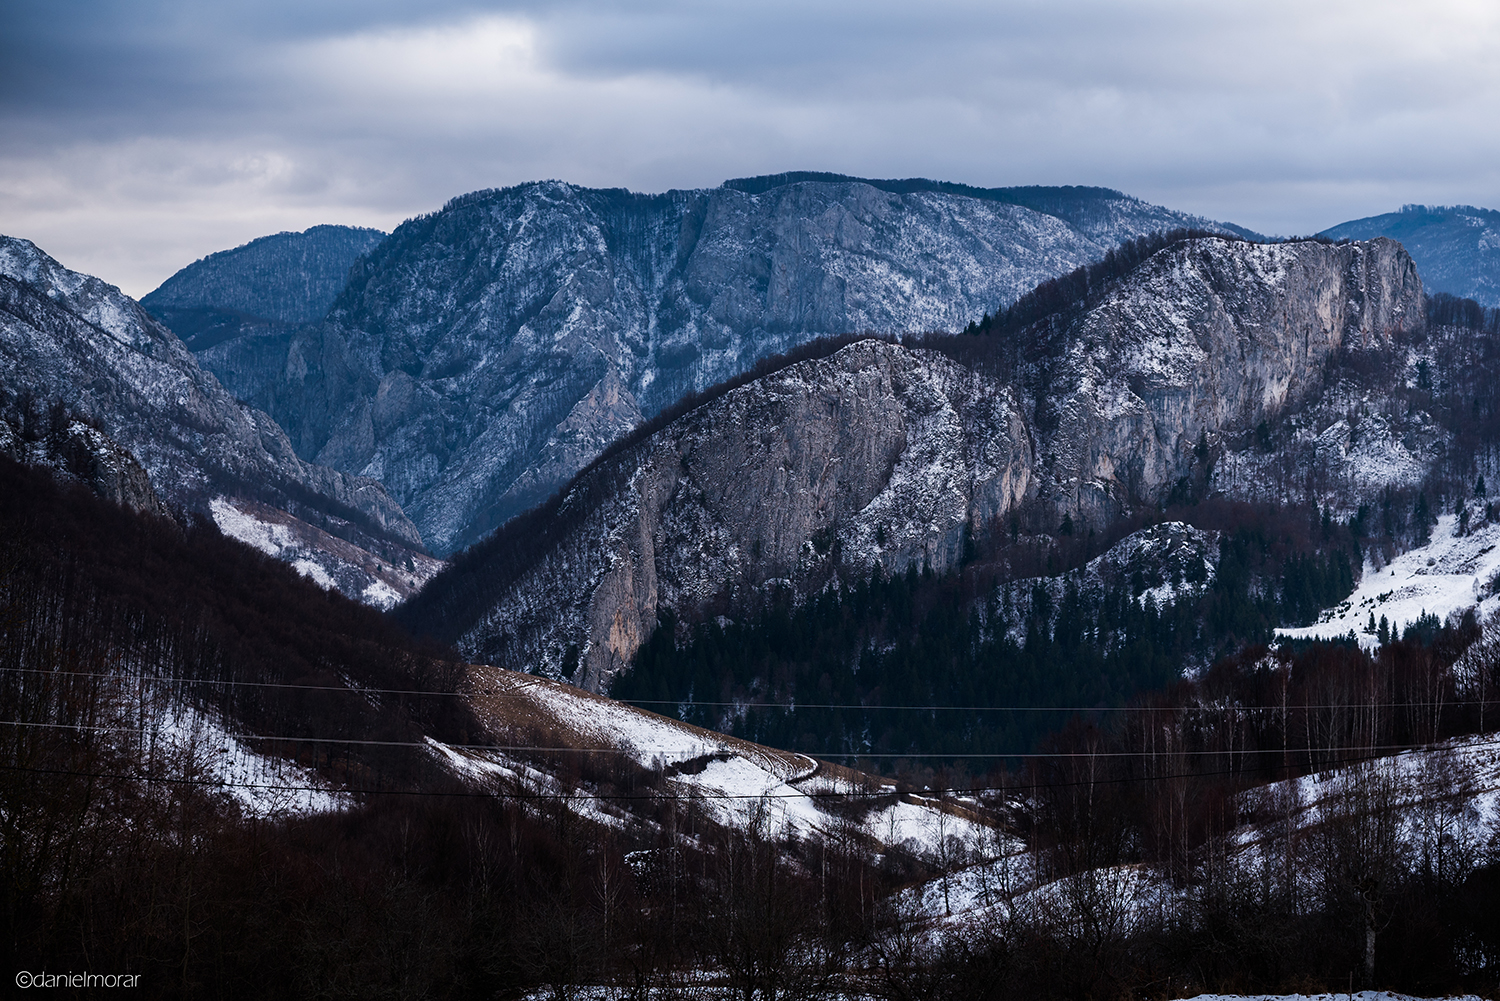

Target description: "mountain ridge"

left=188, top=175, right=1254, bottom=554
left=0, top=234, right=432, bottom=605
left=399, top=235, right=1425, bottom=690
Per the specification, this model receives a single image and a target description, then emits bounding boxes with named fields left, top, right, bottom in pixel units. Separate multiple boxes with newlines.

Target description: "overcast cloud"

left=3, top=0, right=1498, bottom=297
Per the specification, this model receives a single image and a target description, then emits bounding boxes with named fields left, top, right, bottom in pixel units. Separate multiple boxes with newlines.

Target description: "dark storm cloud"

left=2, top=0, right=1498, bottom=297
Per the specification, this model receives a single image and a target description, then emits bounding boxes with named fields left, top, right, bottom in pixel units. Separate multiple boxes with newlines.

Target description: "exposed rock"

left=446, top=339, right=1030, bottom=688
left=229, top=177, right=1245, bottom=553
left=1323, top=204, right=1500, bottom=307
left=402, top=236, right=1426, bottom=691
left=0, top=235, right=432, bottom=605
left=1023, top=236, right=1425, bottom=529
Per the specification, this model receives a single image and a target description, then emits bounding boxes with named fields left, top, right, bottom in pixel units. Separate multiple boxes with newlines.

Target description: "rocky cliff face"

left=445, top=340, right=1031, bottom=688
left=226, top=177, right=1243, bottom=554
left=402, top=236, right=1425, bottom=691
left=0, top=415, right=167, bottom=518
left=1020, top=237, right=1424, bottom=529
left=0, top=235, right=429, bottom=601
left=1323, top=204, right=1500, bottom=307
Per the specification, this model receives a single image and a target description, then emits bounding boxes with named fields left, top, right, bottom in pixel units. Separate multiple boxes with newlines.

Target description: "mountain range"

left=147, top=175, right=1255, bottom=554
left=398, top=233, right=1428, bottom=690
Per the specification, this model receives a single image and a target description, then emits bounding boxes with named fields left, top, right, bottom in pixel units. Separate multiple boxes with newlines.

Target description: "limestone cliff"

left=401, top=235, right=1425, bottom=691
left=240, top=177, right=1243, bottom=553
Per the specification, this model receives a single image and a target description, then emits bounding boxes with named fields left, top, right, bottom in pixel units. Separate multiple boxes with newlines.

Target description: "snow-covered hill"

left=898, top=731, right=1500, bottom=942
left=430, top=665, right=995, bottom=854
left=1278, top=509, right=1500, bottom=650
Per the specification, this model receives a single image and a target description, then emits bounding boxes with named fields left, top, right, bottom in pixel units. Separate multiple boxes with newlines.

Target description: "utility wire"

left=5, top=717, right=1496, bottom=761
left=4, top=738, right=1490, bottom=802
left=3, top=666, right=1489, bottom=714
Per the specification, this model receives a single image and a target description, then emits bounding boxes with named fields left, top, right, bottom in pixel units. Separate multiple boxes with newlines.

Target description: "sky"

left=3, top=0, right=1499, bottom=298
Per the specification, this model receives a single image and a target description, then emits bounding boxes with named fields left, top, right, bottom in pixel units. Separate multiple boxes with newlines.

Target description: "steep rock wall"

left=1027, top=237, right=1423, bottom=529
left=411, top=237, right=1425, bottom=691
left=259, top=179, right=1234, bottom=553
left=455, top=340, right=1031, bottom=687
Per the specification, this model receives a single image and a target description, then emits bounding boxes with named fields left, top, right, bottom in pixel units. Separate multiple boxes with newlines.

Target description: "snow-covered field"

left=451, top=667, right=997, bottom=854
left=1277, top=510, right=1500, bottom=650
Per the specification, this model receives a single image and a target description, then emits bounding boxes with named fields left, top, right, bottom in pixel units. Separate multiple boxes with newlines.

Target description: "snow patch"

left=211, top=495, right=295, bottom=556
left=149, top=706, right=350, bottom=817
left=1277, top=512, right=1500, bottom=650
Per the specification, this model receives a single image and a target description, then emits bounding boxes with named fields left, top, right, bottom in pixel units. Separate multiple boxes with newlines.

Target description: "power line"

left=4, top=666, right=1489, bottom=714
left=6, top=735, right=1492, bottom=802
left=0, top=666, right=466, bottom=698
left=6, top=717, right=1495, bottom=762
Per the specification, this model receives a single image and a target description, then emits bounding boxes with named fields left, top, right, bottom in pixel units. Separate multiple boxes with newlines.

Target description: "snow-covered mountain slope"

left=898, top=731, right=1500, bottom=944
left=402, top=236, right=1424, bottom=691
left=143, top=702, right=351, bottom=817
left=215, top=177, right=1249, bottom=554
left=210, top=497, right=444, bottom=609
left=1323, top=204, right=1500, bottom=307
left=0, top=235, right=433, bottom=604
left=1278, top=509, right=1500, bottom=650
left=431, top=664, right=995, bottom=853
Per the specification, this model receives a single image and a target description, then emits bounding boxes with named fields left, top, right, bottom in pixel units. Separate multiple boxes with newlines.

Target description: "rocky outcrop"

left=0, top=416, right=167, bottom=517
left=1323, top=204, right=1500, bottom=307
left=1024, top=237, right=1424, bottom=529
left=227, top=177, right=1244, bottom=554
left=442, top=340, right=1031, bottom=688
left=402, top=236, right=1425, bottom=691
left=0, top=234, right=425, bottom=558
